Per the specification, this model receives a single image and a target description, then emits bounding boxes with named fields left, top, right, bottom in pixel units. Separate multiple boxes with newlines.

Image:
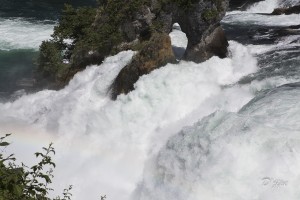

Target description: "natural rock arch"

left=170, top=23, right=188, bottom=60
left=110, top=0, right=229, bottom=99
left=38, top=0, right=229, bottom=98
left=170, top=4, right=228, bottom=63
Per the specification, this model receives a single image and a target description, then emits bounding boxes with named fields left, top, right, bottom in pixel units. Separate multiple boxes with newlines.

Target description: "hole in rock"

left=169, top=23, right=188, bottom=60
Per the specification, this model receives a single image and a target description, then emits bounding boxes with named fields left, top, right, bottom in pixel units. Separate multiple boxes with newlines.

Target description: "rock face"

left=106, top=0, right=229, bottom=98
left=171, top=1, right=229, bottom=62
left=228, top=0, right=299, bottom=12
left=37, top=0, right=230, bottom=98
left=113, top=0, right=229, bottom=63
left=271, top=5, right=300, bottom=15
left=110, top=33, right=176, bottom=99
left=229, top=0, right=262, bottom=10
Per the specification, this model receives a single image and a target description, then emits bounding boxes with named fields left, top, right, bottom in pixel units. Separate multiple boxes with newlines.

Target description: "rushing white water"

left=225, top=0, right=300, bottom=26
left=0, top=18, right=54, bottom=50
left=247, top=0, right=280, bottom=13
left=0, top=40, right=258, bottom=199
left=1, top=0, right=300, bottom=199
left=134, top=83, right=300, bottom=200
left=278, top=0, right=300, bottom=7
left=247, top=0, right=300, bottom=13
left=223, top=13, right=300, bottom=26
left=131, top=1, right=300, bottom=199
left=169, top=23, right=188, bottom=60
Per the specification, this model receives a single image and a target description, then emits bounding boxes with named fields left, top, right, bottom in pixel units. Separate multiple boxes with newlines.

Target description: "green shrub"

left=0, top=134, right=70, bottom=200
left=37, top=41, right=66, bottom=80
left=202, top=8, right=219, bottom=21
left=53, top=4, right=97, bottom=42
left=0, top=134, right=107, bottom=200
left=37, top=4, right=97, bottom=82
left=37, top=0, right=223, bottom=83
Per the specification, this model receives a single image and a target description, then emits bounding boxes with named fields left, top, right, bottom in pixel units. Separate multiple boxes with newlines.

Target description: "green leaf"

left=0, top=142, right=10, bottom=146
left=13, top=185, right=23, bottom=197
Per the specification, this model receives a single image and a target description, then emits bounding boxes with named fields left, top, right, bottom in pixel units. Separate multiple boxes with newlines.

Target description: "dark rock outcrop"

left=229, top=0, right=262, bottom=10
left=37, top=0, right=230, bottom=98
left=107, top=0, right=229, bottom=98
left=172, top=1, right=229, bottom=62
left=110, top=0, right=229, bottom=63
left=271, top=5, right=300, bottom=15
left=111, top=33, right=176, bottom=99
left=183, top=25, right=228, bottom=62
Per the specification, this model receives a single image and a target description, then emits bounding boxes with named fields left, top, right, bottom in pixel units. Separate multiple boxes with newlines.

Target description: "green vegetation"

left=202, top=8, right=219, bottom=21
left=0, top=134, right=69, bottom=200
left=171, top=0, right=198, bottom=9
left=37, top=41, right=67, bottom=81
left=37, top=1, right=150, bottom=83
left=0, top=134, right=105, bottom=200
left=212, top=0, right=224, bottom=11
left=37, top=4, right=97, bottom=83
left=37, top=0, right=224, bottom=85
left=52, top=4, right=97, bottom=44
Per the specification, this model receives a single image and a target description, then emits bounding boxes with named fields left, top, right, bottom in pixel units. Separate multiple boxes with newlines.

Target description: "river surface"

left=0, top=0, right=300, bottom=200
left=0, top=0, right=96, bottom=100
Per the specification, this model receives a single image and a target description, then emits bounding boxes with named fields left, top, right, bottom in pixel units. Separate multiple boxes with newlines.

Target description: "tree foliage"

left=37, top=41, right=66, bottom=81
left=37, top=4, right=97, bottom=83
left=0, top=134, right=71, bottom=200
left=37, top=0, right=218, bottom=84
left=0, top=134, right=107, bottom=200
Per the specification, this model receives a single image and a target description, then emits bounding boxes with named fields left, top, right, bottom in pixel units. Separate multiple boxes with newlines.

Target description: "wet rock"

left=229, top=0, right=262, bottom=10
left=183, top=25, right=228, bottom=63
left=38, top=0, right=230, bottom=98
left=223, top=23, right=300, bottom=45
left=106, top=0, right=230, bottom=98
left=110, top=33, right=176, bottom=99
left=271, top=5, right=300, bottom=15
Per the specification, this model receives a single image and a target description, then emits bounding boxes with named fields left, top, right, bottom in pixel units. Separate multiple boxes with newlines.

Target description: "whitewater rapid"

left=0, top=0, right=300, bottom=199
left=0, top=18, right=54, bottom=50
left=233, top=0, right=300, bottom=13
left=0, top=40, right=258, bottom=199
left=135, top=84, right=300, bottom=200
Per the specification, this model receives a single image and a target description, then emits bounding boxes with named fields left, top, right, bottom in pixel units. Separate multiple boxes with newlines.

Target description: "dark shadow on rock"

left=172, top=46, right=186, bottom=60
left=223, top=22, right=300, bottom=45
left=183, top=25, right=228, bottom=62
left=109, top=0, right=230, bottom=99
left=229, top=0, right=263, bottom=10
left=271, top=5, right=300, bottom=15
left=110, top=33, right=176, bottom=99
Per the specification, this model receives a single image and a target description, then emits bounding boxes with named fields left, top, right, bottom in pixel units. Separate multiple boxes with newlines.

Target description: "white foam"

left=169, top=23, right=188, bottom=60
left=223, top=13, right=300, bottom=26
left=0, top=18, right=54, bottom=50
left=247, top=0, right=280, bottom=13
left=246, top=0, right=300, bottom=13
left=169, top=23, right=188, bottom=49
left=135, top=84, right=300, bottom=200
left=278, top=0, right=300, bottom=7
left=0, top=41, right=258, bottom=200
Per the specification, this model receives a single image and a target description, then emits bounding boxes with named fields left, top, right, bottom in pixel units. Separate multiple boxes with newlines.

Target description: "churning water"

left=0, top=0, right=96, bottom=99
left=0, top=0, right=300, bottom=200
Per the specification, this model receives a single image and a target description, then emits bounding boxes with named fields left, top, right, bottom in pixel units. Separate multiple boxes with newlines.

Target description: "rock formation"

left=110, top=33, right=176, bottom=99
left=37, top=0, right=230, bottom=99
left=229, top=0, right=262, bottom=10
left=271, top=5, right=300, bottom=15
left=105, top=0, right=230, bottom=98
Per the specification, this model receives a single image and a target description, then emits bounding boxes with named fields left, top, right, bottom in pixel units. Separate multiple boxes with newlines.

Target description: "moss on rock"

left=202, top=8, right=219, bottom=21
left=37, top=0, right=229, bottom=97
left=110, top=33, right=176, bottom=99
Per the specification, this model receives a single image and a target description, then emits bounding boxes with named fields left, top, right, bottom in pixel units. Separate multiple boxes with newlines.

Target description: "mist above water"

left=1, top=0, right=300, bottom=200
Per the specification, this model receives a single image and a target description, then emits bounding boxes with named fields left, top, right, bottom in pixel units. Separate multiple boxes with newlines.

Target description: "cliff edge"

left=37, top=0, right=229, bottom=99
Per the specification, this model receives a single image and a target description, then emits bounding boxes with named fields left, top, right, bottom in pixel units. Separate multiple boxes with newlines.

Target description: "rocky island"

left=37, top=0, right=229, bottom=99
